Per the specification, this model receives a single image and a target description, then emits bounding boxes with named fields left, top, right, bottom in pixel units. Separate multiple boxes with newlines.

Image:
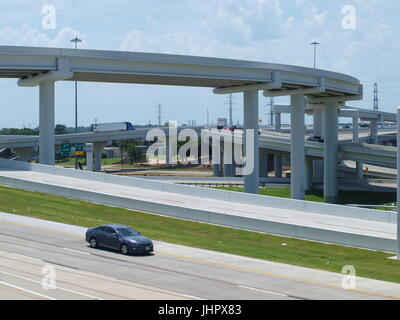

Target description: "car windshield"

left=116, top=227, right=140, bottom=237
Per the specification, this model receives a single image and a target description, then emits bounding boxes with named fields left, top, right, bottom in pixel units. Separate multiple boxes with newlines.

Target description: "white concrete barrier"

left=0, top=159, right=396, bottom=224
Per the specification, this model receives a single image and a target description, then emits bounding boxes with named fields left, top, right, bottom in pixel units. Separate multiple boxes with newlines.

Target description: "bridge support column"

left=305, top=157, right=313, bottom=191
left=222, top=134, right=235, bottom=177
left=93, top=141, right=108, bottom=171
left=290, top=94, right=306, bottom=200
left=313, top=107, right=324, bottom=182
left=323, top=101, right=339, bottom=203
left=356, top=162, right=363, bottom=179
left=39, top=81, right=55, bottom=165
left=212, top=136, right=223, bottom=177
left=370, top=119, right=378, bottom=144
left=275, top=112, right=281, bottom=132
left=259, top=148, right=269, bottom=178
left=352, top=116, right=363, bottom=179
left=86, top=143, right=94, bottom=171
left=243, top=90, right=259, bottom=194
left=232, top=143, right=242, bottom=177
left=274, top=152, right=283, bottom=178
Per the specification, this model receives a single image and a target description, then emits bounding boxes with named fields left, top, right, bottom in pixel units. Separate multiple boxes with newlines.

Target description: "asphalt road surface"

left=0, top=212, right=399, bottom=300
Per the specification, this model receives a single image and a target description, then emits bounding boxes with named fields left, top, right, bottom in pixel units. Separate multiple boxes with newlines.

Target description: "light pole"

left=310, top=41, right=320, bottom=68
left=71, top=37, right=82, bottom=169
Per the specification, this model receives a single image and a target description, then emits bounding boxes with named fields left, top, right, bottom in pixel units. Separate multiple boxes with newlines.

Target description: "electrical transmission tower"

left=267, top=97, right=274, bottom=126
left=157, top=104, right=162, bottom=126
left=373, top=83, right=379, bottom=111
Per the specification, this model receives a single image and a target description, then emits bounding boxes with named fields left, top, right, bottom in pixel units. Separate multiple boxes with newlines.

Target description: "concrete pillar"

left=370, top=120, right=378, bottom=144
left=356, top=161, right=363, bottom=179
left=259, top=148, right=269, bottom=178
left=305, top=157, right=313, bottom=191
left=93, top=141, right=108, bottom=171
left=39, top=81, right=55, bottom=165
left=290, top=94, right=306, bottom=200
left=232, top=143, right=242, bottom=177
left=313, top=108, right=324, bottom=181
left=212, top=136, right=223, bottom=177
left=86, top=143, right=94, bottom=171
left=352, top=116, right=363, bottom=179
left=275, top=112, right=281, bottom=132
left=274, top=152, right=283, bottom=178
left=243, top=90, right=259, bottom=194
left=225, top=159, right=235, bottom=177
left=323, top=101, right=339, bottom=203
left=313, top=109, right=323, bottom=138
left=212, top=163, right=220, bottom=176
left=222, top=135, right=235, bottom=177
left=352, top=116, right=359, bottom=142
left=165, top=135, right=172, bottom=167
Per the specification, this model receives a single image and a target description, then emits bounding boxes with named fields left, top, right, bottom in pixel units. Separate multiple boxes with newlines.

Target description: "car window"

left=105, top=227, right=116, bottom=234
left=99, top=226, right=115, bottom=234
left=98, top=227, right=107, bottom=232
left=116, top=228, right=140, bottom=237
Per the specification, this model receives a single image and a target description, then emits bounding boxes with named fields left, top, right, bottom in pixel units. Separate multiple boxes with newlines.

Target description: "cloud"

left=120, top=29, right=214, bottom=57
left=197, top=0, right=284, bottom=44
left=0, top=24, right=87, bottom=48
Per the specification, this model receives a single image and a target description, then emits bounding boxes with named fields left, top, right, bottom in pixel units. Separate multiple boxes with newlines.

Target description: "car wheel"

left=89, top=237, right=98, bottom=248
left=120, top=244, right=129, bottom=255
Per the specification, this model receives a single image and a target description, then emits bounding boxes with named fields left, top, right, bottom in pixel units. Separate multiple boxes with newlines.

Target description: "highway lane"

left=0, top=212, right=399, bottom=300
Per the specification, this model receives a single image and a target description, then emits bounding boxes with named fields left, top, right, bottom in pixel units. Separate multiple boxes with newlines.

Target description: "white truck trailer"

left=92, top=122, right=135, bottom=133
left=217, top=118, right=227, bottom=130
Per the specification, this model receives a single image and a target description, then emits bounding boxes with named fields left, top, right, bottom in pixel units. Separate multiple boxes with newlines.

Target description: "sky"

left=0, top=0, right=399, bottom=128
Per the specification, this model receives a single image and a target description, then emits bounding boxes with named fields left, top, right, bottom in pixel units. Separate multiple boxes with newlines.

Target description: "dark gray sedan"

left=85, top=224, right=153, bottom=255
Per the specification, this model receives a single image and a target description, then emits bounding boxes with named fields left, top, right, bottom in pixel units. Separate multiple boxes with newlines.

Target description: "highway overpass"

left=0, top=126, right=396, bottom=192
left=0, top=45, right=363, bottom=202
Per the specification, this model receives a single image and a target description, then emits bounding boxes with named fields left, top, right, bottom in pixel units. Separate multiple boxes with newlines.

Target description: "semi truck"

left=217, top=118, right=227, bottom=130
left=92, top=122, right=135, bottom=133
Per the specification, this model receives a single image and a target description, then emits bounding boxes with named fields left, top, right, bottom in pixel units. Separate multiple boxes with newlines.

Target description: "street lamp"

left=71, top=37, right=82, bottom=169
left=310, top=41, right=320, bottom=69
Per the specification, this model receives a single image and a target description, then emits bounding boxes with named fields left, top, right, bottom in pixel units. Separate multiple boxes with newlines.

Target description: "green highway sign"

left=60, top=143, right=72, bottom=156
left=75, top=143, right=85, bottom=156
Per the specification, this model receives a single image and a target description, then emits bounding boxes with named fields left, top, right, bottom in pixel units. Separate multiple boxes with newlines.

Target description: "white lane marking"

left=0, top=280, right=57, bottom=300
left=11, top=253, right=42, bottom=262
left=63, top=248, right=91, bottom=255
left=238, top=285, right=288, bottom=297
left=181, top=293, right=207, bottom=300
left=0, top=270, right=103, bottom=300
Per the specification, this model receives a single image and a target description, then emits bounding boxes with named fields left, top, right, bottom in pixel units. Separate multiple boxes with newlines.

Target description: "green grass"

left=0, top=185, right=399, bottom=283
left=216, top=186, right=397, bottom=206
left=56, top=158, right=140, bottom=168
